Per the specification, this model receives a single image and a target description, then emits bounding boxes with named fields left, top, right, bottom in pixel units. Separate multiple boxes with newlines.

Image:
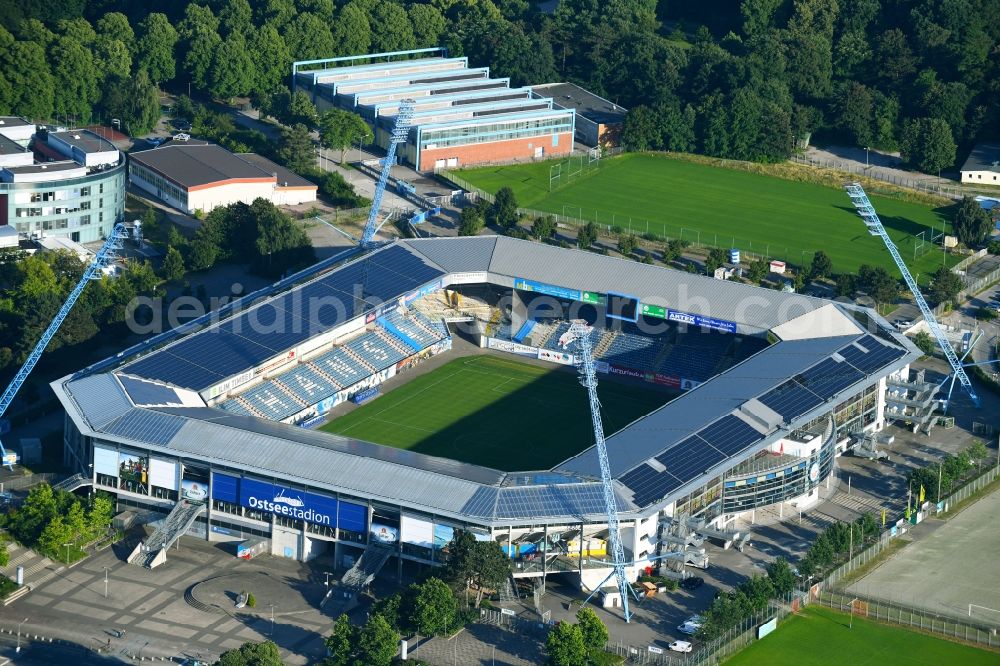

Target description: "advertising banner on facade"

left=487, top=338, right=537, bottom=356
left=401, top=515, right=434, bottom=548
left=118, top=452, right=148, bottom=493
left=239, top=477, right=340, bottom=527
left=639, top=303, right=738, bottom=334
left=537, top=349, right=575, bottom=365
left=370, top=523, right=399, bottom=544
left=181, top=479, right=209, bottom=502
left=444, top=272, right=488, bottom=286
left=433, top=524, right=456, bottom=550
left=653, top=373, right=681, bottom=388
left=403, top=279, right=444, bottom=306
left=205, top=369, right=255, bottom=400
left=609, top=365, right=645, bottom=379
left=680, top=378, right=702, bottom=390
left=94, top=445, right=119, bottom=477
left=594, top=360, right=610, bottom=374
left=513, top=278, right=581, bottom=302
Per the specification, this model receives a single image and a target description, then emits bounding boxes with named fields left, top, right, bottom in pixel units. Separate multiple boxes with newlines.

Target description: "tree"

left=531, top=216, right=557, bottom=241
left=459, top=206, right=485, bottom=236
left=912, top=330, right=936, bottom=357
left=216, top=639, right=283, bottom=666
left=546, top=621, right=587, bottom=666
left=575, top=607, right=608, bottom=651
left=96, top=13, right=136, bottom=56
left=87, top=493, right=114, bottom=536
left=356, top=614, right=398, bottom=666
left=622, top=105, right=660, bottom=151
left=318, top=109, right=373, bottom=163
left=284, top=12, right=334, bottom=60
left=219, top=0, right=254, bottom=37
left=446, top=530, right=510, bottom=608
left=248, top=26, right=291, bottom=94
left=765, top=557, right=797, bottom=596
left=101, top=69, right=161, bottom=136
left=208, top=35, right=255, bottom=99
left=857, top=264, right=899, bottom=306
left=323, top=615, right=355, bottom=666
left=900, top=118, right=956, bottom=175
left=927, top=266, right=962, bottom=306
left=1, top=41, right=55, bottom=120
left=953, top=197, right=992, bottom=248
left=705, top=247, right=729, bottom=274
left=277, top=124, right=316, bottom=174
left=188, top=238, right=219, bottom=272
left=161, top=246, right=185, bottom=282
left=248, top=199, right=315, bottom=277
left=331, top=3, right=372, bottom=57
left=808, top=250, right=833, bottom=281
left=177, top=4, right=221, bottom=92
left=577, top=222, right=599, bottom=251
left=747, top=258, right=769, bottom=284
left=411, top=577, right=457, bottom=636
left=618, top=233, right=638, bottom=257
left=409, top=4, right=447, bottom=47
left=490, top=187, right=519, bottom=230
left=662, top=239, right=689, bottom=264
left=370, top=2, right=416, bottom=53
left=136, top=13, right=178, bottom=84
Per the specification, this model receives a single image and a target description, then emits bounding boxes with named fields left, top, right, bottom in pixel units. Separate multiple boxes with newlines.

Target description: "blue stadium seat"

left=345, top=332, right=410, bottom=369
left=218, top=398, right=253, bottom=416
left=599, top=331, right=663, bottom=369
left=310, top=347, right=368, bottom=387
left=383, top=310, right=439, bottom=348
left=280, top=363, right=339, bottom=404
left=240, top=382, right=302, bottom=421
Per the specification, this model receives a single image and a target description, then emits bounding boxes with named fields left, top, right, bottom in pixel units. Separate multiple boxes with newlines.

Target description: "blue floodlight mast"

left=0, top=223, right=128, bottom=469
left=360, top=99, right=415, bottom=248
left=567, top=322, right=638, bottom=622
left=844, top=183, right=978, bottom=408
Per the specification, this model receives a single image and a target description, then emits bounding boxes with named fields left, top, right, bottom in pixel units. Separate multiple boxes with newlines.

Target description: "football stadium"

left=53, top=236, right=919, bottom=598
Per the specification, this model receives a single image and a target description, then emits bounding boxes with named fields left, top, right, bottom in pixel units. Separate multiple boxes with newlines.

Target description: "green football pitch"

left=726, top=606, right=998, bottom=666
left=319, top=355, right=673, bottom=471
left=458, top=154, right=958, bottom=279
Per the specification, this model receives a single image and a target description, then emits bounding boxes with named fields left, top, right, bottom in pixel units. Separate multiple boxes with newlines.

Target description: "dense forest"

left=0, top=0, right=995, bottom=170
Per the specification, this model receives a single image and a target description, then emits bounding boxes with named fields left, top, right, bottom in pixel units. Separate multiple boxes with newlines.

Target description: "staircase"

left=127, top=500, right=206, bottom=569
left=52, top=473, right=91, bottom=493
left=341, top=542, right=394, bottom=591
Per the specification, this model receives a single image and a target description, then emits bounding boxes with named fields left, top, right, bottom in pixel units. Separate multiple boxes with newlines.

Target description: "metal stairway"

left=127, top=500, right=206, bottom=569
left=340, top=541, right=394, bottom=592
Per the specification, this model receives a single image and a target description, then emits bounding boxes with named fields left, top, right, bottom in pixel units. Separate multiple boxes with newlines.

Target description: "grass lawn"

left=320, top=355, right=672, bottom=471
left=725, top=606, right=998, bottom=666
left=458, top=154, right=958, bottom=279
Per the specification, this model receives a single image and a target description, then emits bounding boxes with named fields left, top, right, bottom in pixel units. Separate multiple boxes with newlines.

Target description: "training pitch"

left=320, top=355, right=673, bottom=471
left=726, top=606, right=998, bottom=666
left=459, top=154, right=957, bottom=278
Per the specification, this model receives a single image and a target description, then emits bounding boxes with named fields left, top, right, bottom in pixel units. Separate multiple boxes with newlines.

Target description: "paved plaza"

left=0, top=536, right=338, bottom=664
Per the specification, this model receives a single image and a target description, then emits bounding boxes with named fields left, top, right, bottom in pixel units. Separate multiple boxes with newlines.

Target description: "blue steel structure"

left=568, top=322, right=639, bottom=622
left=844, top=183, right=979, bottom=408
left=0, top=223, right=128, bottom=468
left=360, top=99, right=415, bottom=248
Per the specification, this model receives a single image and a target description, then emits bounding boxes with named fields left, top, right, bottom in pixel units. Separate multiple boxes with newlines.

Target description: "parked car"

left=677, top=615, right=704, bottom=635
left=173, top=118, right=192, bottom=131
left=680, top=576, right=704, bottom=590
left=145, top=136, right=165, bottom=147
left=894, top=319, right=913, bottom=330
left=668, top=640, right=693, bottom=653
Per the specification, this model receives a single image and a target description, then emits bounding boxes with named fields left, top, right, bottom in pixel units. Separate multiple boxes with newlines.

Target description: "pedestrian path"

left=0, top=541, right=63, bottom=591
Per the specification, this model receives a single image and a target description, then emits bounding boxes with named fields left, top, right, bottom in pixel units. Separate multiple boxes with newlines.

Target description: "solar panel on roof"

left=793, top=357, right=864, bottom=399
left=656, top=445, right=727, bottom=485
left=838, top=336, right=904, bottom=374
left=620, top=463, right=683, bottom=507
left=758, top=380, right=824, bottom=421
left=695, top=415, right=763, bottom=456
left=123, top=245, right=445, bottom=389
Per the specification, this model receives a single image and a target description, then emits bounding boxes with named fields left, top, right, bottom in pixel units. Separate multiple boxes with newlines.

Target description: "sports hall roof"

left=55, top=237, right=917, bottom=525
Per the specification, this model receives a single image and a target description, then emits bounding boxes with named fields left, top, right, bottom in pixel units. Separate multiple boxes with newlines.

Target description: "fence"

left=790, top=154, right=966, bottom=200
left=0, top=472, right=62, bottom=493
left=816, top=589, right=1000, bottom=648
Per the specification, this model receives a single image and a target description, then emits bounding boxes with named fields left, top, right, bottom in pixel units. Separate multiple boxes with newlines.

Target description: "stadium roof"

left=531, top=82, right=628, bottom=125
left=54, top=237, right=918, bottom=525
left=128, top=143, right=276, bottom=190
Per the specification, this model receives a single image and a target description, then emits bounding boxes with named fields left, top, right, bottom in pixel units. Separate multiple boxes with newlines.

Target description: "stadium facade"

left=54, top=237, right=918, bottom=591
left=292, top=48, right=574, bottom=171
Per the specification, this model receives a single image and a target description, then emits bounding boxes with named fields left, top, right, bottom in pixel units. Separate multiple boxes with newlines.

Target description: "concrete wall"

left=271, top=186, right=317, bottom=207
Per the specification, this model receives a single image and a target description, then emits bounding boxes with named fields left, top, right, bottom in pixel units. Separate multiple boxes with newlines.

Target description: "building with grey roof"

left=960, top=143, right=1000, bottom=185
left=53, top=236, right=919, bottom=588
left=293, top=48, right=575, bottom=171
left=531, top=82, right=628, bottom=147
left=128, top=142, right=316, bottom=214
